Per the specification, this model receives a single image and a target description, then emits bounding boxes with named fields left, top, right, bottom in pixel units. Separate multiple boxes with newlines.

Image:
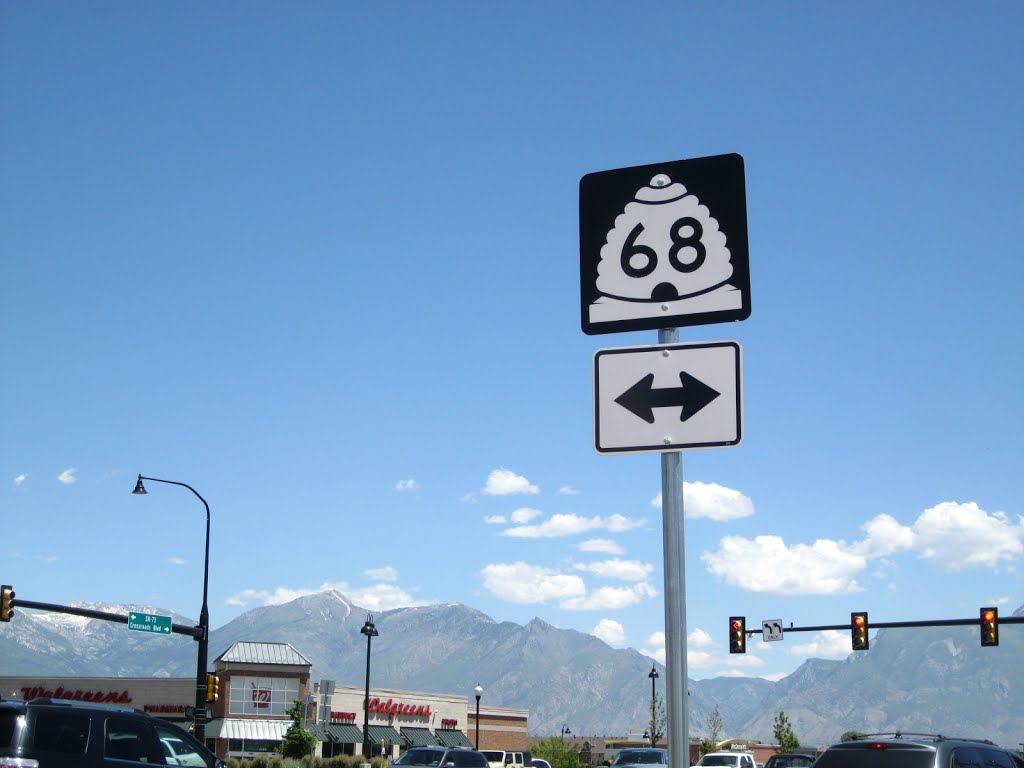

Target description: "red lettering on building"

left=144, top=705, right=186, bottom=713
left=367, top=697, right=430, bottom=719
left=441, top=719, right=458, bottom=728
left=20, top=685, right=132, bottom=704
left=251, top=683, right=271, bottom=708
left=331, top=711, right=357, bottom=721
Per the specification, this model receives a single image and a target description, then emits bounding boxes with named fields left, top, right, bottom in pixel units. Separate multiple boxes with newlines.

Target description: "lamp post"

left=648, top=664, right=659, bottom=747
left=133, top=475, right=211, bottom=742
left=561, top=726, right=571, bottom=742
left=473, top=684, right=483, bottom=749
left=360, top=614, right=379, bottom=759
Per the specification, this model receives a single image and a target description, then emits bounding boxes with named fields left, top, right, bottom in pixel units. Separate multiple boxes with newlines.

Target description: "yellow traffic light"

left=206, top=673, right=220, bottom=703
left=980, top=607, right=999, bottom=647
left=0, top=585, right=14, bottom=622
left=851, top=612, right=869, bottom=651
left=729, top=616, right=746, bottom=654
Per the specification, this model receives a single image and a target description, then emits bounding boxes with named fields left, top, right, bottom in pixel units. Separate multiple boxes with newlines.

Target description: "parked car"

left=532, top=759, right=553, bottom=768
left=612, top=748, right=669, bottom=766
left=0, top=696, right=224, bottom=768
left=396, top=746, right=491, bottom=768
left=764, top=754, right=816, bottom=768
left=812, top=733, right=1024, bottom=768
left=697, top=753, right=757, bottom=768
left=482, top=751, right=532, bottom=768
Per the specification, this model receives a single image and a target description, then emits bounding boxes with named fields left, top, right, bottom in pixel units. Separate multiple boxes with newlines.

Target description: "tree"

left=647, top=692, right=667, bottom=746
left=279, top=699, right=317, bottom=759
left=531, top=736, right=581, bottom=768
left=772, top=712, right=800, bottom=754
left=700, top=705, right=724, bottom=756
left=840, top=731, right=865, bottom=743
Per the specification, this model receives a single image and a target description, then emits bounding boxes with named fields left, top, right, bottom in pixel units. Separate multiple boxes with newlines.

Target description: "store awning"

left=401, top=727, right=440, bottom=747
left=307, top=724, right=329, bottom=742
left=205, top=719, right=291, bottom=741
left=366, top=724, right=403, bottom=746
left=327, top=723, right=364, bottom=743
left=435, top=729, right=472, bottom=748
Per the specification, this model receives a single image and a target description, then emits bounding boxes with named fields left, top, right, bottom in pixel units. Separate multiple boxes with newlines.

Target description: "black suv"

left=0, top=697, right=224, bottom=767
left=394, top=747, right=490, bottom=768
left=814, top=733, right=1024, bottom=768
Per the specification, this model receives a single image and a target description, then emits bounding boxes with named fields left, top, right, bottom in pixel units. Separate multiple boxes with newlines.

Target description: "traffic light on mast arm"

left=729, top=616, right=746, bottom=654
left=851, top=612, right=869, bottom=651
left=980, top=607, right=999, bottom=647
left=206, top=673, right=220, bottom=703
left=0, top=585, right=14, bottom=622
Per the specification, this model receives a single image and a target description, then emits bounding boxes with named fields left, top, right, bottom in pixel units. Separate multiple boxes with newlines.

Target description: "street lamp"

left=561, top=726, right=571, bottom=742
left=360, top=614, right=379, bottom=759
left=648, top=664, right=659, bottom=747
left=133, top=475, right=211, bottom=743
left=474, top=684, right=483, bottom=749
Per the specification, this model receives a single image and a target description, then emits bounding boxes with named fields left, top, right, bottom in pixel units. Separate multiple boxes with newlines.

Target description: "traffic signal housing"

left=851, top=611, right=869, bottom=651
left=729, top=616, right=746, bottom=654
left=0, top=585, right=13, bottom=622
left=980, top=607, right=999, bottom=647
left=206, top=673, right=220, bottom=703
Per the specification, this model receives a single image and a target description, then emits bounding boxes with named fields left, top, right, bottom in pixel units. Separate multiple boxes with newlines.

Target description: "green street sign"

left=127, top=611, right=172, bottom=635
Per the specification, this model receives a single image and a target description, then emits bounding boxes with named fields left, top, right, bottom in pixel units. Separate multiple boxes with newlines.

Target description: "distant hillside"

left=1, top=590, right=1021, bottom=746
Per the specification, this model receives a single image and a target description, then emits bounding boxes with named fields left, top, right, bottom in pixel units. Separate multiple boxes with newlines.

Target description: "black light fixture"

left=361, top=614, right=379, bottom=759
left=474, top=684, right=483, bottom=749
left=561, top=726, right=571, bottom=742
left=133, top=474, right=211, bottom=743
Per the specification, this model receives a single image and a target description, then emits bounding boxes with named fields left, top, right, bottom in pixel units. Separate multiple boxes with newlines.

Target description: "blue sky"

left=3, top=3, right=1022, bottom=684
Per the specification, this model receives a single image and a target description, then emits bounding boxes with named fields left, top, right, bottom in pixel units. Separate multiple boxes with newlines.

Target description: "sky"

left=2, top=3, right=1023, bottom=685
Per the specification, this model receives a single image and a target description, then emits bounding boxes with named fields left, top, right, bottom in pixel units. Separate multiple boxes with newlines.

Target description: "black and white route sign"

left=594, top=341, right=742, bottom=454
left=762, top=619, right=784, bottom=642
left=580, top=154, right=750, bottom=336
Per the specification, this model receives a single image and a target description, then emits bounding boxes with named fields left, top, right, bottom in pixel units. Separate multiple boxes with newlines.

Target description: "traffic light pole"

left=1, top=597, right=204, bottom=640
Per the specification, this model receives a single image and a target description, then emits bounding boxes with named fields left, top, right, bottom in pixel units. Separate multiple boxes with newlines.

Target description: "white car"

left=696, top=753, right=757, bottom=768
left=161, top=734, right=213, bottom=767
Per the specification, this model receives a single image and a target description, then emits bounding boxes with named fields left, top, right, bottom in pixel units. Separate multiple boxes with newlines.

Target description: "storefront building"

left=0, top=640, right=528, bottom=761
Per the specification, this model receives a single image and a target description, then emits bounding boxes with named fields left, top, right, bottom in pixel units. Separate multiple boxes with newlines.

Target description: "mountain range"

left=1, top=590, right=1021, bottom=748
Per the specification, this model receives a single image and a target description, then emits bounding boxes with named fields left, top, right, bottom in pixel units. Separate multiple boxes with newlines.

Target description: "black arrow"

left=614, top=371, right=721, bottom=424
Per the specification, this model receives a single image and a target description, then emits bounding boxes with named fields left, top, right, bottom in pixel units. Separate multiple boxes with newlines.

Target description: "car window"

left=976, top=749, right=1016, bottom=768
left=451, top=752, right=489, bottom=768
left=0, top=711, right=18, bottom=749
left=105, top=717, right=160, bottom=764
left=700, top=758, right=738, bottom=767
left=154, top=723, right=213, bottom=767
left=26, top=710, right=90, bottom=755
left=396, top=748, right=448, bottom=766
left=815, top=747, right=935, bottom=768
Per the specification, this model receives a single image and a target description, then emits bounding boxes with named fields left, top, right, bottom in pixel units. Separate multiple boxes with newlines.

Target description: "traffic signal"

left=980, top=607, right=999, bottom=647
left=729, top=616, right=746, bottom=654
left=0, top=585, right=13, bottom=622
left=206, top=673, right=220, bottom=703
left=851, top=612, right=869, bottom=651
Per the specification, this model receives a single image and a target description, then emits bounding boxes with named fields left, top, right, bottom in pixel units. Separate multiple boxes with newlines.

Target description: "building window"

left=228, top=676, right=299, bottom=717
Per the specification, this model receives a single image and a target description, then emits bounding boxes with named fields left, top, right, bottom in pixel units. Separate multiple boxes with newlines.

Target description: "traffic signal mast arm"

left=4, top=595, right=204, bottom=640
left=740, top=615, right=1022, bottom=636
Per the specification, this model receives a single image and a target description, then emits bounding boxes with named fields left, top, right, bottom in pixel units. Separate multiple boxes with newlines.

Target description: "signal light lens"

left=729, top=616, right=746, bottom=654
left=980, top=607, right=999, bottom=647
left=850, top=611, right=869, bottom=651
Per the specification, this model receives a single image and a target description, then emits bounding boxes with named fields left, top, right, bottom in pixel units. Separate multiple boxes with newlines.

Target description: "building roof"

left=207, top=718, right=292, bottom=740
left=214, top=641, right=311, bottom=666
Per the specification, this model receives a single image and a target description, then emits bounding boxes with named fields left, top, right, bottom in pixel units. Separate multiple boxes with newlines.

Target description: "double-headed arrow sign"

left=594, top=341, right=742, bottom=454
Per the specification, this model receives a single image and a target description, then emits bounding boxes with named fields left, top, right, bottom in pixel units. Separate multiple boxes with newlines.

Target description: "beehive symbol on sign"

left=589, top=174, right=744, bottom=324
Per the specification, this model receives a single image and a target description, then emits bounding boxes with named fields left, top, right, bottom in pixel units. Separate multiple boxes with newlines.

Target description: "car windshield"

left=396, top=749, right=449, bottom=766
left=772, top=758, right=814, bottom=768
left=814, top=749, right=935, bottom=768
left=617, top=751, right=667, bottom=765
left=700, top=758, right=739, bottom=766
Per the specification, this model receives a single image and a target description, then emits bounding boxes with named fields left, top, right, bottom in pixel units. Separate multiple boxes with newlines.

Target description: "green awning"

left=435, top=729, right=472, bottom=748
left=307, top=724, right=329, bottom=742
left=401, top=727, right=440, bottom=747
left=366, top=724, right=403, bottom=746
left=328, top=723, right=364, bottom=743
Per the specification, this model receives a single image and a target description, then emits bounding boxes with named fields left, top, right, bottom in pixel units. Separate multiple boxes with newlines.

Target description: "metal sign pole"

left=659, top=327, right=689, bottom=768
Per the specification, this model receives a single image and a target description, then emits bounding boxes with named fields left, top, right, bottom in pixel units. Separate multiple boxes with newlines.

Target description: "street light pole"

left=474, top=684, right=483, bottom=749
left=648, top=665, right=659, bottom=747
left=361, top=614, right=379, bottom=759
left=133, top=475, right=211, bottom=743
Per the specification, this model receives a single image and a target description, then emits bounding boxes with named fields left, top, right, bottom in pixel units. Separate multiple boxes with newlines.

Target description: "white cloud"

left=689, top=627, right=714, bottom=648
left=480, top=562, right=586, bottom=604
left=573, top=558, right=654, bottom=581
left=558, top=486, right=580, bottom=496
left=348, top=583, right=428, bottom=611
left=647, top=631, right=665, bottom=648
left=510, top=507, right=543, bottom=524
left=852, top=513, right=915, bottom=558
left=651, top=481, right=755, bottom=521
left=365, top=566, right=398, bottom=582
left=58, top=468, right=77, bottom=485
left=912, top=501, right=1023, bottom=571
left=484, top=515, right=506, bottom=525
left=502, top=513, right=646, bottom=539
left=13, top=474, right=27, bottom=487
left=225, top=586, right=316, bottom=607
left=701, top=535, right=866, bottom=594
left=592, top=618, right=626, bottom=646
left=168, top=557, right=186, bottom=566
left=560, top=582, right=657, bottom=611
left=578, top=539, right=624, bottom=555
left=395, top=479, right=419, bottom=492
left=226, top=580, right=426, bottom=611
left=483, top=469, right=539, bottom=496
left=788, top=630, right=852, bottom=659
